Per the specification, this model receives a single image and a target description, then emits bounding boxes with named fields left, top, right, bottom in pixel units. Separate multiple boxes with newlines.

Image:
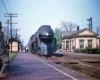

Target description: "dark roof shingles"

left=62, top=31, right=78, bottom=37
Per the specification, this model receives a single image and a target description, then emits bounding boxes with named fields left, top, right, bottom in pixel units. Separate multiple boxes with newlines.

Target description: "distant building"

left=9, top=38, right=21, bottom=53
left=61, top=28, right=100, bottom=52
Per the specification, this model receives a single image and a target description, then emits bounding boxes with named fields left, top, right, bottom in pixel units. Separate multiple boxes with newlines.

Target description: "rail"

left=44, top=53, right=100, bottom=79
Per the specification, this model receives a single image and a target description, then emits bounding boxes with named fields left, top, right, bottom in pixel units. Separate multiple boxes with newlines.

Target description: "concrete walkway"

left=2, top=52, right=96, bottom=80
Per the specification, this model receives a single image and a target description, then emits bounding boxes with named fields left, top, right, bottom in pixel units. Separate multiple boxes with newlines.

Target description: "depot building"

left=61, top=28, right=100, bottom=52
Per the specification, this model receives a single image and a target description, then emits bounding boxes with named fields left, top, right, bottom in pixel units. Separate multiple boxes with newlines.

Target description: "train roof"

left=30, top=25, right=52, bottom=40
left=30, top=34, right=35, bottom=40
left=39, top=25, right=51, bottom=29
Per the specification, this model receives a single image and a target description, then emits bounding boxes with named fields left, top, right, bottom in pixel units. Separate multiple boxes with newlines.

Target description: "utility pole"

left=4, top=13, right=18, bottom=53
left=5, top=19, right=9, bottom=40
left=15, top=28, right=20, bottom=40
left=87, top=17, right=93, bottom=31
left=96, top=27, right=100, bottom=36
left=7, top=19, right=9, bottom=40
left=16, top=29, right=17, bottom=39
left=87, top=18, right=91, bottom=30
left=90, top=17, right=92, bottom=31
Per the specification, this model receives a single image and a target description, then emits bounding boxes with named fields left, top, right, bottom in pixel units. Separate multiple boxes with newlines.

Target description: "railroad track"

left=32, top=53, right=100, bottom=79
left=45, top=53, right=100, bottom=79
left=62, top=54, right=100, bottom=70
left=62, top=63, right=100, bottom=79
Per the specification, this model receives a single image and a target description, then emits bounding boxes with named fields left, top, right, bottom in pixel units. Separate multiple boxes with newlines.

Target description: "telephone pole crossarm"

left=87, top=17, right=93, bottom=31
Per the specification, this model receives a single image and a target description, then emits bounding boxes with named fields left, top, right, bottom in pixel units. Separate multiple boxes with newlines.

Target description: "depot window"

left=66, top=41, right=69, bottom=50
left=79, top=40, right=84, bottom=49
left=88, top=40, right=92, bottom=48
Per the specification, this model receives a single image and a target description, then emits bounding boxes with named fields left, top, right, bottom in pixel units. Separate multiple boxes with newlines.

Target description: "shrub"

left=75, top=48, right=81, bottom=53
left=85, top=47, right=91, bottom=49
left=98, top=47, right=100, bottom=54
left=86, top=48, right=98, bottom=54
left=81, top=49, right=86, bottom=53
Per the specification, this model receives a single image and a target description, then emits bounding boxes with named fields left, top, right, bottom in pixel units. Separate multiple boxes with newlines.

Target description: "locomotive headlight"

left=45, top=32, right=49, bottom=36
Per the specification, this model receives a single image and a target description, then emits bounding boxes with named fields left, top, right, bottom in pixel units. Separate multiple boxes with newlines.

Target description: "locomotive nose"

left=38, top=28, right=54, bottom=43
left=43, top=32, right=51, bottom=36
left=45, top=32, right=49, bottom=36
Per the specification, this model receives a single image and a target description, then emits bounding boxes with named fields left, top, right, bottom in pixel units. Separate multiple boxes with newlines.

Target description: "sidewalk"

left=3, top=52, right=96, bottom=80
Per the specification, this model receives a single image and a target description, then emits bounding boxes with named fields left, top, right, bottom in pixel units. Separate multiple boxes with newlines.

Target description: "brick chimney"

left=77, top=26, right=79, bottom=31
left=0, top=22, right=2, bottom=26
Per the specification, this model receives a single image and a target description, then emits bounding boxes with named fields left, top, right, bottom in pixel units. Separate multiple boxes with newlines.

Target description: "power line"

left=7, top=0, right=11, bottom=13
left=15, top=20, right=57, bottom=24
left=80, top=20, right=100, bottom=27
left=1, top=0, right=9, bottom=14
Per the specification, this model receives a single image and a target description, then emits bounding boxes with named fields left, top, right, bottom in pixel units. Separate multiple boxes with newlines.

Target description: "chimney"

left=77, top=26, right=79, bottom=31
left=0, top=22, right=2, bottom=26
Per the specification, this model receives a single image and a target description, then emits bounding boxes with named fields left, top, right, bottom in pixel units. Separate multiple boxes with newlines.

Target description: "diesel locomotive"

left=28, top=25, right=57, bottom=56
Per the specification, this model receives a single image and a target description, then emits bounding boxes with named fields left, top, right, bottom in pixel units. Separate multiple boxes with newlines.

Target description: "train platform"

left=57, top=51, right=100, bottom=57
left=3, top=52, right=96, bottom=80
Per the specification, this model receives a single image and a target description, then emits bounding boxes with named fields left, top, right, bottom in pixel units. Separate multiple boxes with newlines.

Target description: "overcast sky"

left=0, top=0, right=100, bottom=46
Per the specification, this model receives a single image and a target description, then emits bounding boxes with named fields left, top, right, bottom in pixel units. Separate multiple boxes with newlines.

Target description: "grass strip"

left=9, top=53, right=17, bottom=60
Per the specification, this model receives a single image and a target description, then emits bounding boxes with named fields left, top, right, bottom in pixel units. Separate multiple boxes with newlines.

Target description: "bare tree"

left=61, top=21, right=77, bottom=31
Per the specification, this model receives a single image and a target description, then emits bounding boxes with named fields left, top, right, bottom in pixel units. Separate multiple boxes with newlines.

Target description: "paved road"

left=2, top=53, right=96, bottom=80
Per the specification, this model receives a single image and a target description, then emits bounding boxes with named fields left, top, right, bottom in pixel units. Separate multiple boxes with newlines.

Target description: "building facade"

left=9, top=38, right=21, bottom=53
left=61, top=28, right=100, bottom=52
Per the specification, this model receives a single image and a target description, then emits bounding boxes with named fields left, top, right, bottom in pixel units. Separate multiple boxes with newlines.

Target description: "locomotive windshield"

left=40, top=25, right=51, bottom=29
